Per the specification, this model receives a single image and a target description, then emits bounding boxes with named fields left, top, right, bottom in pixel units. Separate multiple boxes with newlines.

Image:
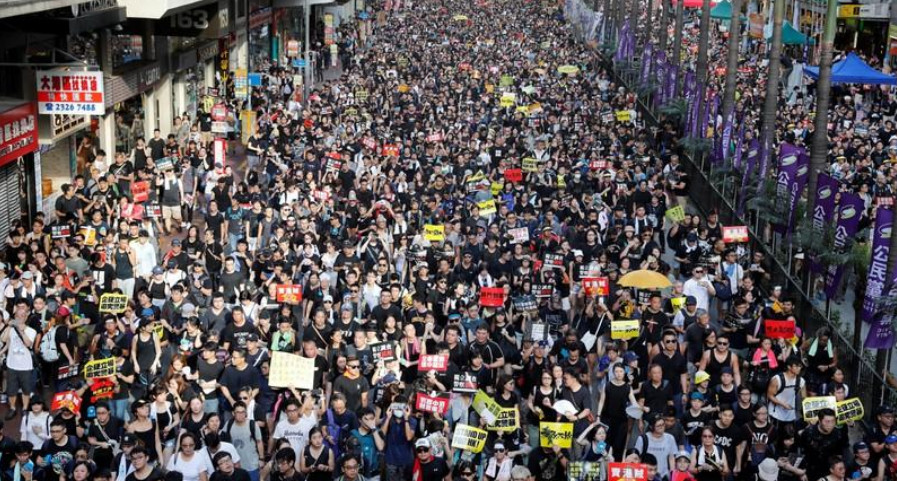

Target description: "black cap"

left=121, top=434, right=137, bottom=446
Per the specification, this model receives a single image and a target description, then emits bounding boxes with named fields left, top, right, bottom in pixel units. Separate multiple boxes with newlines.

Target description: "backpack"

left=224, top=419, right=258, bottom=444
left=39, top=326, right=59, bottom=362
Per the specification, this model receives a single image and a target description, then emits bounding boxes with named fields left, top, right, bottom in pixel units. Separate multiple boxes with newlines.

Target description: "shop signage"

left=859, top=3, right=889, bottom=17
left=838, top=4, right=860, bottom=17
left=38, top=114, right=89, bottom=145
left=138, top=65, right=162, bottom=91
left=197, top=41, right=219, bottom=62
left=154, top=3, right=218, bottom=37
left=36, top=70, right=105, bottom=115
left=287, top=40, right=300, bottom=57
left=70, top=0, right=119, bottom=17
left=249, top=7, right=272, bottom=30
left=234, top=69, right=248, bottom=99
left=0, top=103, right=38, bottom=168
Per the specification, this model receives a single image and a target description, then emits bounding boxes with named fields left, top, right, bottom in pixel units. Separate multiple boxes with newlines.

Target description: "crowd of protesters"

left=0, top=0, right=896, bottom=481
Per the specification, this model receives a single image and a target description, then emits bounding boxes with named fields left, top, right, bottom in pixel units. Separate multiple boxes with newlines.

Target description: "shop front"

left=170, top=39, right=220, bottom=123
left=0, top=102, right=39, bottom=241
left=837, top=3, right=890, bottom=58
left=249, top=3, right=274, bottom=69
left=98, top=61, right=168, bottom=157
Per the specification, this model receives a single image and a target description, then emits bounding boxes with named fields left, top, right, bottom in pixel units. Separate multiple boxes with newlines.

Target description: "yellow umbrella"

left=617, top=269, right=672, bottom=289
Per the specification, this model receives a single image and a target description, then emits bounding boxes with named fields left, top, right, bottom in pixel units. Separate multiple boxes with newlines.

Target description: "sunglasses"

left=348, top=364, right=360, bottom=369
left=416, top=448, right=430, bottom=453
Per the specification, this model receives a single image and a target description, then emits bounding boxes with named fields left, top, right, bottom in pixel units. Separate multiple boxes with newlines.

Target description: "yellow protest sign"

left=453, top=14, right=469, bottom=21
left=451, top=424, right=488, bottom=453
left=491, top=182, right=503, bottom=196
left=499, top=93, right=516, bottom=108
left=528, top=103, right=543, bottom=114
left=666, top=205, right=686, bottom=222
left=499, top=75, right=514, bottom=87
left=522, top=157, right=539, bottom=173
left=472, top=390, right=503, bottom=424
left=83, top=358, right=116, bottom=379
left=611, top=320, right=640, bottom=340
left=802, top=396, right=837, bottom=422
left=670, top=296, right=686, bottom=312
left=99, top=294, right=129, bottom=314
left=557, top=64, right=580, bottom=75
left=487, top=407, right=520, bottom=432
left=269, top=351, right=316, bottom=390
left=615, top=110, right=631, bottom=122
left=835, top=398, right=864, bottom=425
left=397, top=84, right=410, bottom=93
left=424, top=224, right=445, bottom=242
left=478, top=199, right=497, bottom=217
left=485, top=83, right=495, bottom=93
left=466, top=171, right=486, bottom=183
left=355, top=89, right=370, bottom=101
left=516, top=105, right=530, bottom=114
left=557, top=175, right=566, bottom=189
left=539, top=422, right=574, bottom=448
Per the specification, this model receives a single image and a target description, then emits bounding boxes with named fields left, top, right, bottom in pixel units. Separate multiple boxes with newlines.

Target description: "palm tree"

left=693, top=0, right=713, bottom=148
left=658, top=0, right=670, bottom=56
left=672, top=0, right=685, bottom=92
left=758, top=0, right=786, bottom=179
left=806, top=0, right=838, bottom=215
left=720, top=0, right=742, bottom=128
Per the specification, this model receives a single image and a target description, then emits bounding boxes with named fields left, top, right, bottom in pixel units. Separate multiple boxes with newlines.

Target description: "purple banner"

left=862, top=208, right=892, bottom=324
left=733, top=122, right=745, bottom=169
left=773, top=143, right=803, bottom=234
left=758, top=127, right=772, bottom=182
left=809, top=172, right=839, bottom=273
left=640, top=43, right=653, bottom=86
left=721, top=111, right=734, bottom=161
left=738, top=137, right=760, bottom=215
left=824, top=192, right=865, bottom=298
left=866, top=276, right=897, bottom=350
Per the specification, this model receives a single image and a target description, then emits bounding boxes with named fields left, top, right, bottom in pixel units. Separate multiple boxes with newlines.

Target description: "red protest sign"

left=418, top=354, right=449, bottom=372
left=51, top=391, right=82, bottom=413
left=381, top=144, right=400, bottom=157
left=607, top=462, right=649, bottom=481
left=722, top=226, right=749, bottom=243
left=479, top=287, right=505, bottom=307
left=131, top=181, right=150, bottom=203
left=276, top=284, right=302, bottom=303
left=414, top=392, right=451, bottom=414
left=582, top=277, right=609, bottom=297
left=764, top=319, right=796, bottom=339
left=590, top=159, right=608, bottom=171
left=504, top=168, right=523, bottom=183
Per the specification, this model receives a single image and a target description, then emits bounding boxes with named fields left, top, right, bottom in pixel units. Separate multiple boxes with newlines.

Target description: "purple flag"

left=824, top=192, right=865, bottom=298
left=862, top=208, right=892, bottom=324
left=641, top=43, right=653, bottom=86
left=809, top=172, right=838, bottom=273
left=773, top=143, right=802, bottom=234
left=733, top=122, right=745, bottom=169
left=738, top=137, right=760, bottom=215
left=665, top=65, right=676, bottom=106
left=758, top=127, right=772, bottom=182
left=866, top=276, right=897, bottom=350
left=721, top=111, right=734, bottom=161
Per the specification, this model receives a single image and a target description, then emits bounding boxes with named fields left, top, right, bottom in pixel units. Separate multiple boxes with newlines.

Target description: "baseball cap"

left=685, top=296, right=697, bottom=306
left=182, top=304, right=197, bottom=317
left=885, top=434, right=897, bottom=445
left=56, top=305, right=71, bottom=318
left=323, top=295, right=333, bottom=303
left=757, top=458, right=780, bottom=481
left=121, top=434, right=137, bottom=446
left=675, top=450, right=690, bottom=461
left=171, top=238, right=182, bottom=246
left=853, top=442, right=870, bottom=453
left=247, top=333, right=259, bottom=342
left=414, top=438, right=432, bottom=449
left=152, top=266, right=164, bottom=275
left=690, top=391, right=705, bottom=401
left=21, top=271, right=32, bottom=280
left=623, top=351, right=638, bottom=363
left=695, top=370, right=710, bottom=385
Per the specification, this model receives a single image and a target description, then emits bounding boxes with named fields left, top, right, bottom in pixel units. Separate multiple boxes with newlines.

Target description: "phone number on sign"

left=43, top=103, right=99, bottom=113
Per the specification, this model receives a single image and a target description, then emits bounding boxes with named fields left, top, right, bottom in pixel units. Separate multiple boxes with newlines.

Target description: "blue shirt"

left=384, top=416, right=417, bottom=467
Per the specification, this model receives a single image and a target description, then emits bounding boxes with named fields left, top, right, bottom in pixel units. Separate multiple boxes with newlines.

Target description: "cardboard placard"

left=532, top=284, right=554, bottom=298
left=155, top=157, right=175, bottom=171
left=415, top=392, right=451, bottom=414
left=89, top=379, right=115, bottom=402
left=504, top=168, right=523, bottom=183
left=607, top=463, right=649, bottom=481
left=145, top=203, right=162, bottom=218
left=451, top=424, right=488, bottom=453
left=479, top=287, right=505, bottom=307
left=802, top=396, right=837, bottom=422
left=499, top=75, right=514, bottom=87
left=51, top=391, right=82, bottom=413
left=543, top=253, right=565, bottom=269
left=578, top=264, right=601, bottom=279
left=835, top=397, right=864, bottom=425
left=722, top=226, right=749, bottom=243
left=764, top=319, right=795, bottom=339
left=98, top=294, right=129, bottom=314
left=670, top=296, right=686, bottom=312
left=51, top=224, right=73, bottom=238
left=472, top=390, right=503, bottom=425
left=611, top=320, right=640, bottom=340
left=77, top=226, right=97, bottom=246
left=522, top=157, right=539, bottom=173
left=371, top=341, right=398, bottom=362
left=487, top=407, right=520, bottom=432
left=424, top=224, right=445, bottom=242
left=539, top=422, right=574, bottom=448
left=58, top=363, right=80, bottom=380
left=508, top=227, right=530, bottom=244
left=83, top=357, right=116, bottom=379
left=418, top=354, right=449, bottom=372
left=582, top=277, right=609, bottom=297
left=355, top=89, right=369, bottom=102
left=276, top=284, right=303, bottom=304
left=499, top=93, right=516, bottom=108
left=452, top=372, right=478, bottom=393
left=426, top=133, right=443, bottom=143
left=478, top=199, right=497, bottom=216
left=568, top=461, right=604, bottom=481
left=589, top=159, right=608, bottom=171
left=490, top=182, right=503, bottom=196
left=513, top=295, right=539, bottom=312
left=381, top=144, right=400, bottom=157
left=131, top=181, right=150, bottom=203
left=666, top=205, right=686, bottom=222
left=527, top=322, right=549, bottom=341
left=268, top=351, right=315, bottom=390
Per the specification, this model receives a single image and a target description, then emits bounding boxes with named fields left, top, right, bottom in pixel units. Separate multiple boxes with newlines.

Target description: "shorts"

left=162, top=205, right=182, bottom=220
left=7, top=368, right=35, bottom=396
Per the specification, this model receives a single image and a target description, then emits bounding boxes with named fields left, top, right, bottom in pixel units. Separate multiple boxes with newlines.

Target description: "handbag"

left=713, top=279, right=733, bottom=301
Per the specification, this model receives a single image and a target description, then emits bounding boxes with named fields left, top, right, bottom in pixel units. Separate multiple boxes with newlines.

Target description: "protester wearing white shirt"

left=682, top=267, right=716, bottom=312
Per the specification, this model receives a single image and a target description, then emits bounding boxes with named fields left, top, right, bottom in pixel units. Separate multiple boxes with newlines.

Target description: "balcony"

left=0, top=0, right=84, bottom=19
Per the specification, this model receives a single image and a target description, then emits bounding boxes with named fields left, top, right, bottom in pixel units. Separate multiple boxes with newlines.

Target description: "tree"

left=657, top=0, right=669, bottom=55
left=720, top=0, right=742, bottom=126
left=693, top=0, right=713, bottom=153
left=757, top=0, right=786, bottom=180
left=672, top=0, right=685, bottom=75
left=806, top=0, right=838, bottom=216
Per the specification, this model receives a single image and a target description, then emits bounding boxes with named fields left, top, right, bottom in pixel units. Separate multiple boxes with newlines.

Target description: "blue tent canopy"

left=804, top=52, right=897, bottom=85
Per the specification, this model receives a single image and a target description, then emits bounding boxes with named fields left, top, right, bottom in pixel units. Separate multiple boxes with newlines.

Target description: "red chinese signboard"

left=36, top=71, right=105, bottom=115
left=418, top=354, right=449, bottom=372
left=0, top=103, right=38, bottom=168
left=51, top=391, right=82, bottom=413
left=582, top=277, right=610, bottom=297
left=211, top=103, right=227, bottom=121
left=415, top=392, right=451, bottom=414
left=276, top=284, right=302, bottom=303
left=764, top=319, right=796, bottom=339
left=607, top=462, right=649, bottom=481
left=722, top=225, right=749, bottom=243
left=479, top=287, right=505, bottom=307
left=504, top=168, right=523, bottom=183
left=131, top=181, right=150, bottom=203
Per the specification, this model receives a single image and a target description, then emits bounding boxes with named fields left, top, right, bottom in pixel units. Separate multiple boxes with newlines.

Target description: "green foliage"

left=746, top=178, right=788, bottom=225
left=658, top=98, right=688, bottom=121
left=680, top=135, right=712, bottom=154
